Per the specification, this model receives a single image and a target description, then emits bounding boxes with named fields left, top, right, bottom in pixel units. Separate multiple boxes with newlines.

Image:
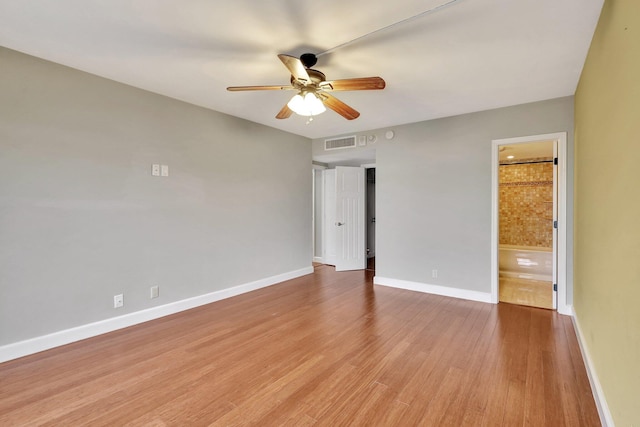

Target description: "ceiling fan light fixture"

left=287, top=92, right=326, bottom=116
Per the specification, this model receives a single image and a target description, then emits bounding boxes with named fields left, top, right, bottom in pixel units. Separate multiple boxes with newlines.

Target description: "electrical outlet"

left=432, top=269, right=438, bottom=279
left=114, top=294, right=124, bottom=308
left=150, top=285, right=159, bottom=299
left=151, top=164, right=160, bottom=176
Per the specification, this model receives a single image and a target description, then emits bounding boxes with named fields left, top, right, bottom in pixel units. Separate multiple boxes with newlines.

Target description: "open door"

left=335, top=166, right=366, bottom=271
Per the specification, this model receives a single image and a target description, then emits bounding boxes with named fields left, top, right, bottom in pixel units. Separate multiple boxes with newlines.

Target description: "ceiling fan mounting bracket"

left=300, top=53, right=318, bottom=68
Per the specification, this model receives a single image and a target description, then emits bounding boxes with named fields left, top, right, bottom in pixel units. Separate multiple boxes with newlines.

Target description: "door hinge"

left=554, top=157, right=558, bottom=165
left=553, top=283, right=557, bottom=292
left=553, top=220, right=558, bottom=229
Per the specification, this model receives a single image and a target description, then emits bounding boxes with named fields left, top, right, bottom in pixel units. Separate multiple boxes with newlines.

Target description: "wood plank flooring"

left=0, top=265, right=600, bottom=426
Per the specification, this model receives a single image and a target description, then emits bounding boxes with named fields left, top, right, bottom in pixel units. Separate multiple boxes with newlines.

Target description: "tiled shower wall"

left=499, top=161, right=553, bottom=248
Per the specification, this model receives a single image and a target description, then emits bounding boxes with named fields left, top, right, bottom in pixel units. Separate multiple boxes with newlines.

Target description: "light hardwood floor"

left=0, top=265, right=600, bottom=426
left=499, top=276, right=554, bottom=309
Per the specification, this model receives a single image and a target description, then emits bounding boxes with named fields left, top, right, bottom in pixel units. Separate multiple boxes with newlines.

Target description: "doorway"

left=366, top=167, right=376, bottom=272
left=313, top=165, right=374, bottom=272
left=491, top=133, right=569, bottom=314
left=497, top=141, right=555, bottom=309
left=312, top=165, right=327, bottom=264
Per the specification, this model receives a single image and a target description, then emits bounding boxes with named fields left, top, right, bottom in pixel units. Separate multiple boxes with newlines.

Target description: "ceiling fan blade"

left=318, top=93, right=360, bottom=120
left=278, top=54, right=311, bottom=84
left=321, top=76, right=386, bottom=91
left=276, top=104, right=293, bottom=119
left=227, top=85, right=295, bottom=91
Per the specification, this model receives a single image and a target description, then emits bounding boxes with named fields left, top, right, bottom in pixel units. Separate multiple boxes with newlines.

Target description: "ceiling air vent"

left=325, top=136, right=356, bottom=151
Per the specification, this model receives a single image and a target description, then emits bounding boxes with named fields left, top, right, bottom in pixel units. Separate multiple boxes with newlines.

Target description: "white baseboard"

left=0, top=266, right=314, bottom=364
left=558, top=304, right=573, bottom=317
left=313, top=256, right=324, bottom=263
left=373, top=276, right=493, bottom=304
left=572, top=313, right=615, bottom=427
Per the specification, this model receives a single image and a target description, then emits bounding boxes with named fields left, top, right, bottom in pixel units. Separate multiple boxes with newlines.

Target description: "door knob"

left=336, top=222, right=344, bottom=226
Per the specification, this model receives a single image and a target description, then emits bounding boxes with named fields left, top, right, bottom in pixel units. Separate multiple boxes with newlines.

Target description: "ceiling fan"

left=227, top=53, right=385, bottom=120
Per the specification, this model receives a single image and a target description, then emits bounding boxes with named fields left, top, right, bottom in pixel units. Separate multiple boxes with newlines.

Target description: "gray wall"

left=312, top=97, right=574, bottom=298
left=0, top=47, right=312, bottom=345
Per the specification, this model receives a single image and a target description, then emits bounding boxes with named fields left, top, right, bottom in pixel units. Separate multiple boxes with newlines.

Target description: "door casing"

left=491, top=132, right=570, bottom=315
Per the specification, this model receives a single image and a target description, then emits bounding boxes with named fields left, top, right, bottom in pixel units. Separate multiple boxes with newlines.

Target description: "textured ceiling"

left=0, top=0, right=603, bottom=139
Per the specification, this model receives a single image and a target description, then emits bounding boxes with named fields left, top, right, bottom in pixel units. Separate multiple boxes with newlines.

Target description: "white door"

left=323, top=170, right=338, bottom=266
left=335, top=166, right=366, bottom=271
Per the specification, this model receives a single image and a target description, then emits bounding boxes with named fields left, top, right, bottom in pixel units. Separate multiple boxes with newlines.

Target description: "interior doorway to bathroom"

left=491, top=133, right=569, bottom=314
left=498, top=140, right=555, bottom=309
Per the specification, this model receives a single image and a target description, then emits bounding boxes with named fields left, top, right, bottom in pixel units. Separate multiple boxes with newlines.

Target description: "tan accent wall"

left=574, top=0, right=640, bottom=425
left=499, top=162, right=553, bottom=248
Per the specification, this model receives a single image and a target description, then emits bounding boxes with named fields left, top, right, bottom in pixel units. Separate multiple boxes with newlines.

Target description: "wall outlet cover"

left=113, top=294, right=124, bottom=308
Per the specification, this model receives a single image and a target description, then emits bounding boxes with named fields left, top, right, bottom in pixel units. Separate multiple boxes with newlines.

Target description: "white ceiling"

left=0, top=0, right=603, bottom=140
left=499, top=141, right=553, bottom=162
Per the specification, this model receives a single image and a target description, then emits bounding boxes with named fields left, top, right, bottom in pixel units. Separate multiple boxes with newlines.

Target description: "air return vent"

left=325, top=136, right=356, bottom=151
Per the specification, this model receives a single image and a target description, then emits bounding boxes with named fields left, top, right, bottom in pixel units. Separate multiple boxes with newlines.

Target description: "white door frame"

left=322, top=169, right=338, bottom=266
left=312, top=164, right=327, bottom=263
left=490, top=132, right=570, bottom=315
